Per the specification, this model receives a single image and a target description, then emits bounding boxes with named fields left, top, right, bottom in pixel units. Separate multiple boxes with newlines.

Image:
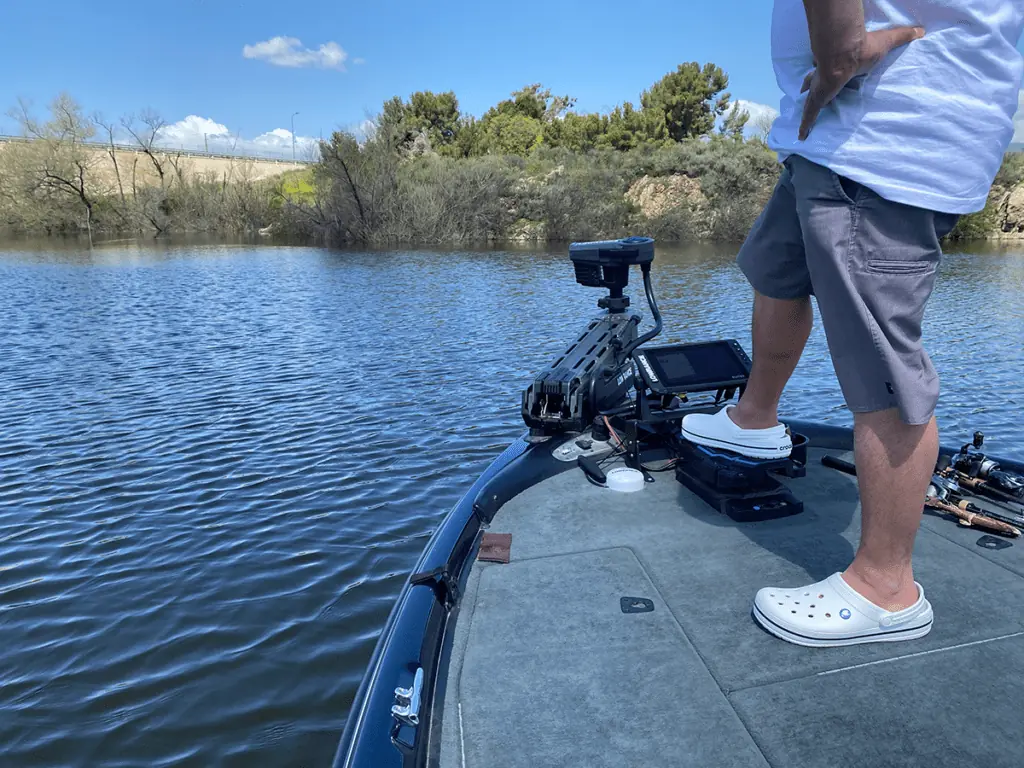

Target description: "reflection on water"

left=0, top=238, right=1022, bottom=767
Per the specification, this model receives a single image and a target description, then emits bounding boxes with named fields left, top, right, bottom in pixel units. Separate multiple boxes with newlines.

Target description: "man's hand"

left=799, top=0, right=923, bottom=141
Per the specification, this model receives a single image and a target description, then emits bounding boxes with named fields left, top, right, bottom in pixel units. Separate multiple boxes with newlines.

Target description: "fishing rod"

left=820, top=454, right=1022, bottom=538
left=927, top=472, right=1024, bottom=534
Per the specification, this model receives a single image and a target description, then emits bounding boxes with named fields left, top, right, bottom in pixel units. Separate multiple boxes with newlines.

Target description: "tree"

left=720, top=103, right=750, bottom=141
left=318, top=129, right=401, bottom=241
left=641, top=62, right=733, bottom=142
left=543, top=112, right=606, bottom=152
left=484, top=112, right=544, bottom=156
left=408, top=91, right=460, bottom=147
left=92, top=112, right=128, bottom=210
left=8, top=93, right=104, bottom=241
left=449, top=116, right=489, bottom=158
left=122, top=109, right=169, bottom=189
left=598, top=102, right=656, bottom=151
left=477, top=84, right=576, bottom=156
left=379, top=91, right=462, bottom=156
left=752, top=111, right=776, bottom=145
left=485, top=84, right=575, bottom=123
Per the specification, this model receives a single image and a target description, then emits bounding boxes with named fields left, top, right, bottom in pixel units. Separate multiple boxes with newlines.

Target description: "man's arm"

left=799, top=1, right=924, bottom=140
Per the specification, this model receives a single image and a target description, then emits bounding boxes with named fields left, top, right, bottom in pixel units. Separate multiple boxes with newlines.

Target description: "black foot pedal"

left=675, top=435, right=808, bottom=522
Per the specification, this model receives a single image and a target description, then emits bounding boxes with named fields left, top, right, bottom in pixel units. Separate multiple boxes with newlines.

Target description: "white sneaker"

left=681, top=406, right=792, bottom=460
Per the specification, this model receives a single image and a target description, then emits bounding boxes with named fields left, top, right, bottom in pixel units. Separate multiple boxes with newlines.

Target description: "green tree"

left=485, top=84, right=575, bottom=122
left=448, top=116, right=489, bottom=158
left=543, top=112, right=606, bottom=152
left=598, top=102, right=657, bottom=151
left=641, top=62, right=733, bottom=142
left=379, top=91, right=462, bottom=154
left=720, top=103, right=750, bottom=141
left=485, top=112, right=544, bottom=156
left=477, top=84, right=576, bottom=156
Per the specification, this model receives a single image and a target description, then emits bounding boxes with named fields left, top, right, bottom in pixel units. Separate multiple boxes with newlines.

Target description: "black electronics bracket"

left=523, top=238, right=809, bottom=519
left=674, top=434, right=809, bottom=522
left=613, top=339, right=754, bottom=478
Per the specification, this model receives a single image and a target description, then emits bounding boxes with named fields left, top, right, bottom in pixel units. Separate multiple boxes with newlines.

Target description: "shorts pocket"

left=865, top=259, right=935, bottom=275
left=829, top=172, right=863, bottom=207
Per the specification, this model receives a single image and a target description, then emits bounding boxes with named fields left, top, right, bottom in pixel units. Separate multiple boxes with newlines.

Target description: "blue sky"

left=2, top=0, right=1022, bottom=155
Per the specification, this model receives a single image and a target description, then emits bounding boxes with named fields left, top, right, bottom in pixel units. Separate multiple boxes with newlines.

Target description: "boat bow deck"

left=439, top=447, right=1024, bottom=768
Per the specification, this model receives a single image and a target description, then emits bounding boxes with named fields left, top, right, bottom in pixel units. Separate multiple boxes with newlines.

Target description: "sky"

left=2, top=0, right=1023, bottom=157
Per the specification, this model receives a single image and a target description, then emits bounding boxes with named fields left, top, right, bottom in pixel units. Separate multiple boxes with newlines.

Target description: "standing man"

left=682, top=1, right=1024, bottom=647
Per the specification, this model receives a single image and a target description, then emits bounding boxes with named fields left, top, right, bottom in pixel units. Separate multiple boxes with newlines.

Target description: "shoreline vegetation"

left=1, top=63, right=1022, bottom=246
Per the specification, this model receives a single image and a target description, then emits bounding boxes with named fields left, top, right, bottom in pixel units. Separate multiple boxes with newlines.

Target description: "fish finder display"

left=634, top=341, right=751, bottom=395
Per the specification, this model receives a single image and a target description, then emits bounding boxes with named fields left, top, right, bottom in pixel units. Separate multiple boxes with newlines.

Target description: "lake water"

left=1, top=238, right=1023, bottom=767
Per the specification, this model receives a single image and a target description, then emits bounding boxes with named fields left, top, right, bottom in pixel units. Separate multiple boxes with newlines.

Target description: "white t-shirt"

left=769, top=0, right=1024, bottom=214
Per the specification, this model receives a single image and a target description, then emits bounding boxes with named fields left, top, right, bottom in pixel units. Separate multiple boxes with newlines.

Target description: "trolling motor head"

left=570, top=237, right=655, bottom=313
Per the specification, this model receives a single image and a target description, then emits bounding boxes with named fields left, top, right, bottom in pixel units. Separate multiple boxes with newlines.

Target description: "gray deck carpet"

left=439, top=448, right=1024, bottom=768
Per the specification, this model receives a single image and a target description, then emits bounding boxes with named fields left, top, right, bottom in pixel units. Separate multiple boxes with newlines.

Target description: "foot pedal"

left=675, top=434, right=808, bottom=522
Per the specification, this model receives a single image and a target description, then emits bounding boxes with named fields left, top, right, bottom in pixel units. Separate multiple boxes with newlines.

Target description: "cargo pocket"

left=853, top=253, right=938, bottom=362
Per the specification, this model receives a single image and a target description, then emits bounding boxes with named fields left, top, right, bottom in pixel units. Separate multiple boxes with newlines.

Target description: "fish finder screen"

left=642, top=342, right=750, bottom=391
left=653, top=348, right=698, bottom=382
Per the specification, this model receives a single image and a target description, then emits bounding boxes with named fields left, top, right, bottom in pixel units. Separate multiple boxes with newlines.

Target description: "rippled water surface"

left=1, top=239, right=1023, bottom=767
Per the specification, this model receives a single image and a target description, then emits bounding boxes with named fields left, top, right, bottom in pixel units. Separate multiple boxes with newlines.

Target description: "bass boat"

left=334, top=238, right=1024, bottom=768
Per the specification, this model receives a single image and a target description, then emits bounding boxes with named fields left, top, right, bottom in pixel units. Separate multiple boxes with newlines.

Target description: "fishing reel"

left=953, top=432, right=1000, bottom=478
left=927, top=473, right=961, bottom=504
left=951, top=432, right=1024, bottom=500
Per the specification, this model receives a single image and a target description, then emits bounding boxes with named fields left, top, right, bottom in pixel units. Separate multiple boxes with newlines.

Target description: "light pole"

left=291, top=111, right=300, bottom=161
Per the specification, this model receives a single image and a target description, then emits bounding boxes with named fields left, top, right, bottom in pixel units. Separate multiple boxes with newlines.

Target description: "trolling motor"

left=522, top=237, right=809, bottom=522
left=522, top=237, right=659, bottom=438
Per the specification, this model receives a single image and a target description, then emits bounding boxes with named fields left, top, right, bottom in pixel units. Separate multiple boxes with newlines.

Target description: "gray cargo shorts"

left=737, top=154, right=959, bottom=425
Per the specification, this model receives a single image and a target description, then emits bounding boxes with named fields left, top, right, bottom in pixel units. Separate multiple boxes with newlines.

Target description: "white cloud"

left=1014, top=90, right=1024, bottom=144
left=242, top=36, right=348, bottom=70
left=155, top=115, right=320, bottom=160
left=352, top=119, right=376, bottom=141
left=158, top=115, right=232, bottom=145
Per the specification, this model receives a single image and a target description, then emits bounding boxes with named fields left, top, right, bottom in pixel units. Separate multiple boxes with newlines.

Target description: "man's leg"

left=680, top=161, right=813, bottom=459
left=845, top=410, right=939, bottom=610
left=730, top=291, right=813, bottom=431
left=750, top=157, right=949, bottom=646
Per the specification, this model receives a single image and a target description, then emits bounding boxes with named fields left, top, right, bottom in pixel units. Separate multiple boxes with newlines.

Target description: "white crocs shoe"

left=752, top=572, right=934, bottom=648
left=681, top=406, right=792, bottom=460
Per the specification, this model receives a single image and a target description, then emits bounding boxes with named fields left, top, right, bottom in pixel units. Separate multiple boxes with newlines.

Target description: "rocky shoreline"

left=987, top=184, right=1024, bottom=239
